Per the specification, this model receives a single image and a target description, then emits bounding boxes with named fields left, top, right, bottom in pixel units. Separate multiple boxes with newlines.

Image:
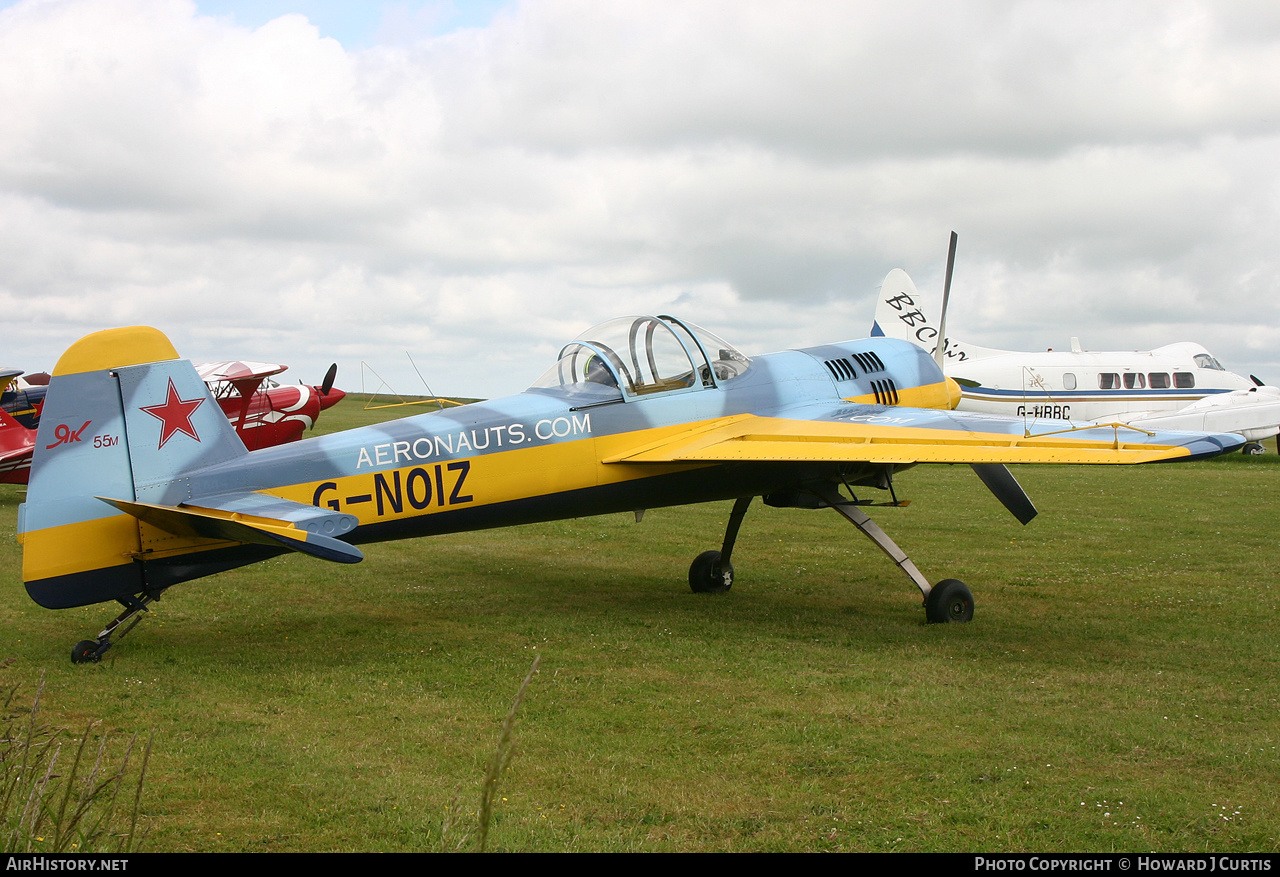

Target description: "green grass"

left=1, top=403, right=1277, bottom=851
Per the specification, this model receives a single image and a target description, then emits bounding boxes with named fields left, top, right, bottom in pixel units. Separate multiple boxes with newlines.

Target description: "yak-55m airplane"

left=18, top=316, right=1242, bottom=662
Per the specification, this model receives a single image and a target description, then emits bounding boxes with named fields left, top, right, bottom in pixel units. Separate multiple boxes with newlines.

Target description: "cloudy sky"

left=2, top=0, right=1278, bottom=398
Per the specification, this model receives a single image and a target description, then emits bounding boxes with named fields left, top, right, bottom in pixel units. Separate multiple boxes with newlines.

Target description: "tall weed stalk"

left=1, top=669, right=152, bottom=853
left=439, top=655, right=540, bottom=852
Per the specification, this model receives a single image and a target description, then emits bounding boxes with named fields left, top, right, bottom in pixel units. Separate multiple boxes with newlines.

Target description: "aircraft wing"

left=1115, top=387, right=1280, bottom=442
left=195, top=361, right=288, bottom=382
left=601, top=406, right=1242, bottom=466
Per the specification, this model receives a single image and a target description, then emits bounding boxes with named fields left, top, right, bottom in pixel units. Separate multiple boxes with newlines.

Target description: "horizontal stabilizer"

left=98, top=496, right=364, bottom=564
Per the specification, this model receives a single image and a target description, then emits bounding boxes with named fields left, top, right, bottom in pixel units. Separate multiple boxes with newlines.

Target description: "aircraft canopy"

left=530, top=315, right=751, bottom=401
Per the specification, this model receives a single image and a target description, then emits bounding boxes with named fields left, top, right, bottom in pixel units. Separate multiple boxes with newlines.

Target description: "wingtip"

left=1171, top=432, right=1247, bottom=461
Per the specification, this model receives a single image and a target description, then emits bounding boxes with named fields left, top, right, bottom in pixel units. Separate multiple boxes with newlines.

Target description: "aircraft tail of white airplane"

left=19, top=327, right=360, bottom=620
left=871, top=268, right=939, bottom=349
left=871, top=269, right=1009, bottom=365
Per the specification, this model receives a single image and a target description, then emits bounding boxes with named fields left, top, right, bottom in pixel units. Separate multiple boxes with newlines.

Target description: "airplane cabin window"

left=1063, top=373, right=1077, bottom=390
left=1123, top=373, right=1145, bottom=389
left=1149, top=373, right=1170, bottom=389
left=1174, top=372, right=1195, bottom=388
left=1099, top=373, right=1119, bottom=390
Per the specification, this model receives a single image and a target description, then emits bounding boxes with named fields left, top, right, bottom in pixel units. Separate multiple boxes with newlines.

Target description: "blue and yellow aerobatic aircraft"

left=18, top=315, right=1242, bottom=662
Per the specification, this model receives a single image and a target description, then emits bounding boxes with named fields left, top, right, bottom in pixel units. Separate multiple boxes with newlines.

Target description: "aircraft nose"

left=944, top=377, right=963, bottom=410
left=317, top=386, right=346, bottom=410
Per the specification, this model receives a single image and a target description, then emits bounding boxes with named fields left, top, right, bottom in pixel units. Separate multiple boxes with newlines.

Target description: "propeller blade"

left=1251, top=374, right=1264, bottom=387
left=320, top=363, right=338, bottom=396
left=971, top=463, right=1037, bottom=525
left=935, top=231, right=957, bottom=371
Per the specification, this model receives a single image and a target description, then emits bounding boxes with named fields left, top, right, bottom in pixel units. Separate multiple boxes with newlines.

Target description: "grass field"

left=1, top=398, right=1277, bottom=851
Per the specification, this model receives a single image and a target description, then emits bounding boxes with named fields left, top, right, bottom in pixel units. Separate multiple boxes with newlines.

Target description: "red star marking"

left=140, top=379, right=206, bottom=449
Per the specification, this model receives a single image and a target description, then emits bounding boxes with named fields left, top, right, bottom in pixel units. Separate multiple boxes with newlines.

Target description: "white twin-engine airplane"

left=871, top=261, right=1280, bottom=454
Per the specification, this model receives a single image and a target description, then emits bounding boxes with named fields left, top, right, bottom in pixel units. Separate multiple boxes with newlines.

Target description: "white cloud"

left=1, top=0, right=1278, bottom=398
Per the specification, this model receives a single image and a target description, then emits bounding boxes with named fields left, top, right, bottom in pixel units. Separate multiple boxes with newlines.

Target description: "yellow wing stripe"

left=602, top=415, right=1193, bottom=465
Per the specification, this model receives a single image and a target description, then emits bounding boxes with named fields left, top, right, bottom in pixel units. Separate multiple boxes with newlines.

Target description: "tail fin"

left=871, top=269, right=941, bottom=352
left=19, top=327, right=251, bottom=609
left=871, top=268, right=997, bottom=365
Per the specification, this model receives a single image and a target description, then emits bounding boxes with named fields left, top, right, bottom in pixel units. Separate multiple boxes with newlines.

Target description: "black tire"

left=689, top=550, right=733, bottom=593
left=925, top=579, right=974, bottom=623
left=71, top=640, right=102, bottom=664
left=1243, top=442, right=1265, bottom=456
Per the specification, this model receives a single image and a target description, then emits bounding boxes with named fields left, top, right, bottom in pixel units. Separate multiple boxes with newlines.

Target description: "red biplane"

left=0, top=370, right=42, bottom=484
left=195, top=361, right=345, bottom=451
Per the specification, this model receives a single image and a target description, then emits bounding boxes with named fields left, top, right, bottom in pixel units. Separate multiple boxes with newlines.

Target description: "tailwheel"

left=689, top=550, right=734, bottom=594
left=925, top=579, right=974, bottom=623
left=70, top=593, right=157, bottom=665
left=71, top=639, right=108, bottom=664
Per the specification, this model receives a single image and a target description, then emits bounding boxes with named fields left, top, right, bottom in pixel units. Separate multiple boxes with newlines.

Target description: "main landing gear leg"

left=689, top=496, right=753, bottom=594
left=71, top=594, right=157, bottom=664
left=810, top=485, right=973, bottom=623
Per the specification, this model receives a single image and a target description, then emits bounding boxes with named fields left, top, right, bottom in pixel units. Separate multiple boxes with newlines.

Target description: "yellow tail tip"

left=53, top=327, right=179, bottom=376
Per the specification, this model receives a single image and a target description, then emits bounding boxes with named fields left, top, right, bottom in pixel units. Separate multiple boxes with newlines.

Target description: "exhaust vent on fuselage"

left=852, top=351, right=886, bottom=374
left=871, top=379, right=899, bottom=405
left=823, top=357, right=857, bottom=381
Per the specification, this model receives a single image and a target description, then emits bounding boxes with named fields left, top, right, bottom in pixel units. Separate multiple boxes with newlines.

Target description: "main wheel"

left=1243, top=442, right=1265, bottom=456
left=689, top=550, right=733, bottom=593
left=71, top=640, right=102, bottom=664
left=925, top=579, right=974, bottom=623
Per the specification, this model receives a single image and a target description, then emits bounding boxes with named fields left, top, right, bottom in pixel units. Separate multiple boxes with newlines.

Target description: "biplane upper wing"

left=600, top=406, right=1243, bottom=466
left=195, top=361, right=288, bottom=383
